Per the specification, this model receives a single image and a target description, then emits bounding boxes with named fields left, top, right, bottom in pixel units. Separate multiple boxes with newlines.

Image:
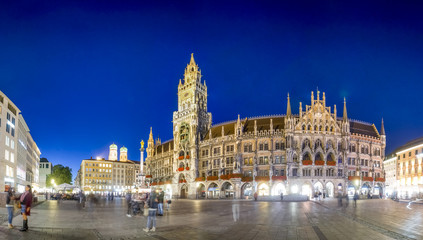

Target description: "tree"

left=46, top=164, right=72, bottom=187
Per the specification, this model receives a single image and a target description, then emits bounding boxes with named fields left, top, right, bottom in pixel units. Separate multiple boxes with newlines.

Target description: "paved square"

left=1, top=198, right=422, bottom=240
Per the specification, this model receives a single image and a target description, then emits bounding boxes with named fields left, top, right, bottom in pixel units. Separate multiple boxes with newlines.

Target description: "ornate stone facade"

left=144, top=54, right=386, bottom=199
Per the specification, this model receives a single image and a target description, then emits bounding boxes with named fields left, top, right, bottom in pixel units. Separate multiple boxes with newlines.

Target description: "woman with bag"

left=5, top=186, right=16, bottom=229
left=19, top=185, right=33, bottom=232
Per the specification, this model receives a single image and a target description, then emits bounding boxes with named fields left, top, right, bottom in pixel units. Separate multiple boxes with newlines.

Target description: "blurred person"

left=125, top=192, right=132, bottom=217
left=232, top=201, right=240, bottom=222
left=144, top=189, right=158, bottom=232
left=6, top=186, right=16, bottom=229
left=158, top=189, right=164, bottom=216
left=19, top=185, right=33, bottom=231
left=353, top=192, right=359, bottom=207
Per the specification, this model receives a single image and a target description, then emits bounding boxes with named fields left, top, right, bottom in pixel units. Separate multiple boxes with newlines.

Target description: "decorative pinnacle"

left=286, top=93, right=291, bottom=117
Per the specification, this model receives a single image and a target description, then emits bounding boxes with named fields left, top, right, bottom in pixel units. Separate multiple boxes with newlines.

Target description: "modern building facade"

left=80, top=145, right=140, bottom=195
left=0, top=90, right=40, bottom=193
left=39, top=158, right=53, bottom=190
left=389, top=137, right=423, bottom=199
left=144, top=54, right=386, bottom=199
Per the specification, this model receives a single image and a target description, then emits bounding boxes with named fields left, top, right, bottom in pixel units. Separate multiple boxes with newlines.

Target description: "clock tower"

left=172, top=54, right=211, bottom=197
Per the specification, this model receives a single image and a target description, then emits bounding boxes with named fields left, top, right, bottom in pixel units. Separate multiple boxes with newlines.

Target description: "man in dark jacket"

left=157, top=189, right=164, bottom=216
left=144, top=189, right=158, bottom=232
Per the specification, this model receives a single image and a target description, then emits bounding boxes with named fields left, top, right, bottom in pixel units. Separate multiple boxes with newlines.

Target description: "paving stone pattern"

left=0, top=198, right=421, bottom=240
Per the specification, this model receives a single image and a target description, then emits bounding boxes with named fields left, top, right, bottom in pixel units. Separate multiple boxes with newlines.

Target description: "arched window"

left=314, top=125, right=317, bottom=131
left=308, top=125, right=311, bottom=131
left=302, top=125, right=306, bottom=131
left=326, top=140, right=333, bottom=150
left=281, top=141, right=285, bottom=150
left=302, top=139, right=310, bottom=150
left=303, top=153, right=311, bottom=161
left=338, top=156, right=342, bottom=164
left=315, top=139, right=322, bottom=150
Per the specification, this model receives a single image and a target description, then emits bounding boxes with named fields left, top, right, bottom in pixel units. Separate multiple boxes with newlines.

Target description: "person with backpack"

left=144, top=189, right=158, bottom=232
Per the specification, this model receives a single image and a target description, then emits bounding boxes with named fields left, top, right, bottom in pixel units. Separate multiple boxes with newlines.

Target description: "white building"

left=39, top=158, right=52, bottom=190
left=383, top=154, right=397, bottom=196
left=0, top=90, right=40, bottom=193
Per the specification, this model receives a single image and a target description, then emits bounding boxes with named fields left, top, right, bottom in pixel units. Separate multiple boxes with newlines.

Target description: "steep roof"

left=203, top=121, right=236, bottom=140
left=204, top=115, right=285, bottom=140
left=155, top=140, right=174, bottom=155
left=349, top=121, right=380, bottom=138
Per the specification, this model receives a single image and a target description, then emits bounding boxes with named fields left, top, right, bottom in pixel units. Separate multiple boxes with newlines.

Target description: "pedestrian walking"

left=158, top=189, right=164, bottom=216
left=5, top=186, right=16, bottom=229
left=19, top=185, right=33, bottom=231
left=353, top=192, right=358, bottom=207
left=344, top=194, right=349, bottom=208
left=254, top=192, right=258, bottom=201
left=144, top=189, right=158, bottom=232
left=125, top=192, right=132, bottom=217
left=280, top=192, right=284, bottom=201
left=79, top=191, right=86, bottom=209
left=318, top=191, right=322, bottom=201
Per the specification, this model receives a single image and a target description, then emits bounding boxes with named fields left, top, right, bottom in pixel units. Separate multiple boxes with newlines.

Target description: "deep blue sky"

left=1, top=1, right=423, bottom=180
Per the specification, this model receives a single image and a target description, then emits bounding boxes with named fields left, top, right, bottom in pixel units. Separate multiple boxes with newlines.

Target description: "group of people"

left=5, top=185, right=33, bottom=231
left=124, top=188, right=170, bottom=232
left=338, top=191, right=360, bottom=207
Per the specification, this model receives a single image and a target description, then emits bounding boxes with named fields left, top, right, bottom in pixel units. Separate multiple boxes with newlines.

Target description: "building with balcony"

left=144, top=54, right=386, bottom=199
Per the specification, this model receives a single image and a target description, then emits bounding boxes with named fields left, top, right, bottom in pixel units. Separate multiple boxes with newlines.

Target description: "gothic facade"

left=144, top=54, right=386, bottom=199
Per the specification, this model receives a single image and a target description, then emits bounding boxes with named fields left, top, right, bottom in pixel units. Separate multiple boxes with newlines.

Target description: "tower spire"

left=343, top=98, right=348, bottom=121
left=190, top=53, right=195, bottom=65
left=286, top=93, right=291, bottom=117
left=380, top=118, right=385, bottom=135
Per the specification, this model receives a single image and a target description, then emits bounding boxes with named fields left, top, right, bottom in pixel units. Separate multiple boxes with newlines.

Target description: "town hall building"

left=144, top=54, right=386, bottom=199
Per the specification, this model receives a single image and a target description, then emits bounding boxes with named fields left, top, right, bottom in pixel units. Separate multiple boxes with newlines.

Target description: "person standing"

left=280, top=192, right=284, bottom=201
left=344, top=193, right=349, bottom=208
left=125, top=192, right=132, bottom=217
left=254, top=192, right=258, bottom=201
left=353, top=192, right=358, bottom=207
left=157, top=189, right=164, bottom=216
left=19, top=185, right=33, bottom=231
left=144, top=189, right=158, bottom=232
left=6, top=186, right=16, bottom=229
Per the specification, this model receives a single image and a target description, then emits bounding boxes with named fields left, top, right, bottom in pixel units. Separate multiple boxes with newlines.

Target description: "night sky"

left=1, top=1, right=422, bottom=180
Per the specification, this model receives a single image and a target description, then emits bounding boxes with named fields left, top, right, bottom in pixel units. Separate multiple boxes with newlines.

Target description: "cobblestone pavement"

left=0, top=198, right=422, bottom=240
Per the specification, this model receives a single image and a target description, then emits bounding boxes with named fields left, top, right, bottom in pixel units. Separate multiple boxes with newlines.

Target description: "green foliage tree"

left=46, top=164, right=72, bottom=187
